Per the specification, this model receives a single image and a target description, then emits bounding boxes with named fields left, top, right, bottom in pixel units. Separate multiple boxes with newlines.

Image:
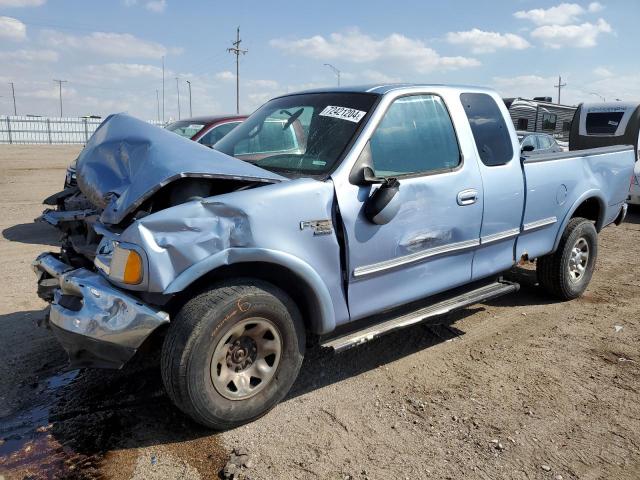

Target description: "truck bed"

left=518, top=145, right=634, bottom=260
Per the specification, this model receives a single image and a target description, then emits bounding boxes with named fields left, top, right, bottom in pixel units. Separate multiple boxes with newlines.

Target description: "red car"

left=165, top=115, right=247, bottom=147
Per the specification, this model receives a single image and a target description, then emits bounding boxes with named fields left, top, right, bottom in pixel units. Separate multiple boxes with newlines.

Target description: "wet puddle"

left=0, top=369, right=83, bottom=478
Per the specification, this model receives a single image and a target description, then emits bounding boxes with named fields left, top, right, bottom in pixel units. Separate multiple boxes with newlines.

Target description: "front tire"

left=537, top=217, right=598, bottom=300
left=161, top=279, right=305, bottom=429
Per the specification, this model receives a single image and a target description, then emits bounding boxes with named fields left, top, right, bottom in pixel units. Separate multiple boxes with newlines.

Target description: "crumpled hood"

left=76, top=113, right=285, bottom=225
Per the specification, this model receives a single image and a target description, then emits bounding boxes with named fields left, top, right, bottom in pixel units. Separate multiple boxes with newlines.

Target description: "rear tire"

left=537, top=217, right=598, bottom=300
left=161, top=279, right=305, bottom=429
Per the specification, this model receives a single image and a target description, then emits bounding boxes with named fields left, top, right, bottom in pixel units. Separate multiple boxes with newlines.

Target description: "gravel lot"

left=0, top=145, right=639, bottom=480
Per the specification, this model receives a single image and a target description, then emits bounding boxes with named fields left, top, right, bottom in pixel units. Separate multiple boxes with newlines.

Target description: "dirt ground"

left=0, top=145, right=638, bottom=480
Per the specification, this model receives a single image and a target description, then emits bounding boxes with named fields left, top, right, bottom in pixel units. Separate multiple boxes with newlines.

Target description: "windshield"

left=166, top=121, right=206, bottom=138
left=214, top=92, right=378, bottom=177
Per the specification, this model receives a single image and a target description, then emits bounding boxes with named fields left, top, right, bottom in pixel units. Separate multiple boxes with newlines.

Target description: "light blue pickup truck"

left=34, top=84, right=634, bottom=429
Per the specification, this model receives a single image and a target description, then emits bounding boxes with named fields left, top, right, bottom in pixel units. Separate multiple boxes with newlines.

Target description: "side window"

left=369, top=95, right=460, bottom=177
left=521, top=135, right=537, bottom=149
left=542, top=113, right=557, bottom=131
left=199, top=122, right=241, bottom=147
left=517, top=118, right=529, bottom=130
left=460, top=93, right=514, bottom=166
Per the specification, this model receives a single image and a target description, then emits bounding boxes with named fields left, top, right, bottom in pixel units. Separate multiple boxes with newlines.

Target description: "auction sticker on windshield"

left=320, top=106, right=367, bottom=123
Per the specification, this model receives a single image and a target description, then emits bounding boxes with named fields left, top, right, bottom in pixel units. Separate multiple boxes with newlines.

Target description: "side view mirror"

left=521, top=144, right=535, bottom=153
left=364, top=177, right=401, bottom=225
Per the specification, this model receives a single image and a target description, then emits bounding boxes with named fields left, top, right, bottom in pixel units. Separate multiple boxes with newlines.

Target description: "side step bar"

left=322, top=280, right=519, bottom=353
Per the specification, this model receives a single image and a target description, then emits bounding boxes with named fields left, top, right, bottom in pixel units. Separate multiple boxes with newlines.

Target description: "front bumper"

left=33, top=253, right=169, bottom=369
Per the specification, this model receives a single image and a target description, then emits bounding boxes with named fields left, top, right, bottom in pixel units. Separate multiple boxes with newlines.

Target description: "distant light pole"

left=175, top=77, right=181, bottom=120
left=324, top=63, right=341, bottom=86
left=161, top=56, right=165, bottom=122
left=9, top=82, right=16, bottom=115
left=53, top=79, right=68, bottom=117
left=186, top=80, right=192, bottom=117
left=589, top=92, right=606, bottom=102
left=156, top=89, right=160, bottom=122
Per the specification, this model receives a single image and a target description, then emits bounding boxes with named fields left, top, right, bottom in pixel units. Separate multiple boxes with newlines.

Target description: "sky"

left=0, top=0, right=639, bottom=120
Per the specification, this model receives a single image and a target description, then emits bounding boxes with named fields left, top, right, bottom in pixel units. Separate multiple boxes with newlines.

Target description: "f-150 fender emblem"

left=300, top=219, right=333, bottom=236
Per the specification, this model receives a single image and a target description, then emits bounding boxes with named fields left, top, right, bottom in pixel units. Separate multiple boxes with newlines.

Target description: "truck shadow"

left=2, top=221, right=60, bottom=247
left=0, top=267, right=560, bottom=476
left=625, top=207, right=640, bottom=224
left=0, top=306, right=475, bottom=477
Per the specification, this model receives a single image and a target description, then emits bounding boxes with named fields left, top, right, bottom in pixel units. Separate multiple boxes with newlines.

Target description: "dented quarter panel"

left=75, top=113, right=285, bottom=225
left=119, top=178, right=348, bottom=333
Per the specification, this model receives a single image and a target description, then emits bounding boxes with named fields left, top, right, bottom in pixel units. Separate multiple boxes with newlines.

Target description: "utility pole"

left=175, top=77, right=181, bottom=120
left=186, top=80, right=192, bottom=117
left=9, top=82, right=16, bottom=115
left=156, top=89, right=160, bottom=122
left=324, top=63, right=341, bottom=86
left=554, top=75, right=566, bottom=105
left=227, top=26, right=247, bottom=115
left=161, top=56, right=165, bottom=123
left=53, top=79, right=67, bottom=117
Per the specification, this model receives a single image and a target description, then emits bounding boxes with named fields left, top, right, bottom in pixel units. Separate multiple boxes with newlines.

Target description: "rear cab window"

left=460, top=93, right=514, bottom=166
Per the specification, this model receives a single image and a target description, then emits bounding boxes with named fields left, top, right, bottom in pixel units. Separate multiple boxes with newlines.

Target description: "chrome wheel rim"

left=568, top=237, right=589, bottom=283
left=211, top=318, right=282, bottom=400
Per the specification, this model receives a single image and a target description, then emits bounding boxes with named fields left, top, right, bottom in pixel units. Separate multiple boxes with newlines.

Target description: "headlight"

left=111, top=245, right=143, bottom=284
left=95, top=240, right=144, bottom=285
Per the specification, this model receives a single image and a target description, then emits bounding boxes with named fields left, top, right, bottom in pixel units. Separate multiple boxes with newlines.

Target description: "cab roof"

left=276, top=83, right=498, bottom=98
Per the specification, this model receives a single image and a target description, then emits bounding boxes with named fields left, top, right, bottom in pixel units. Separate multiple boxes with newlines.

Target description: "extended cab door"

left=459, top=92, right=525, bottom=280
left=334, top=93, right=484, bottom=321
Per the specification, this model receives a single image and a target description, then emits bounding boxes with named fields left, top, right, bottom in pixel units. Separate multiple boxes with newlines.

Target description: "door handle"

left=457, top=189, right=478, bottom=206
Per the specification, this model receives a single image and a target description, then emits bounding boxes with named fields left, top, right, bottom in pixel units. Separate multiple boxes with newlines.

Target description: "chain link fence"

left=0, top=116, right=165, bottom=144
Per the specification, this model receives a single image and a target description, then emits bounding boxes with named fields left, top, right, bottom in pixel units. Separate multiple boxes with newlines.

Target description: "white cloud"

left=245, top=79, right=279, bottom=89
left=593, top=66, right=613, bottom=77
left=215, top=70, right=235, bottom=81
left=588, top=2, right=604, bottom=13
left=145, top=0, right=166, bottom=13
left=124, top=0, right=167, bottom=13
left=0, top=48, right=58, bottom=62
left=492, top=74, right=566, bottom=102
left=0, top=0, right=45, bottom=6
left=85, top=63, right=164, bottom=80
left=446, top=28, right=530, bottom=53
left=270, top=28, right=480, bottom=73
left=514, top=2, right=601, bottom=25
left=40, top=29, right=179, bottom=58
left=531, top=18, right=612, bottom=48
left=0, top=16, right=26, bottom=41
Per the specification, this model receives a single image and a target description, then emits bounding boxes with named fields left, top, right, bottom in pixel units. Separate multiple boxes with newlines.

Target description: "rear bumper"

left=33, top=253, right=169, bottom=369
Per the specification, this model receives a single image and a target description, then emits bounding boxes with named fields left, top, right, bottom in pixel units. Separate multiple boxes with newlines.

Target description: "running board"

left=322, top=280, right=519, bottom=353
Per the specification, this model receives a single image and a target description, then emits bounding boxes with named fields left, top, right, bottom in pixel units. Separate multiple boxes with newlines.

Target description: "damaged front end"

left=35, top=113, right=285, bottom=368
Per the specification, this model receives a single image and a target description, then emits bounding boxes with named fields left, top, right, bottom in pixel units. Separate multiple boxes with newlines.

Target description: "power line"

left=227, top=26, right=247, bottom=115
left=53, top=79, right=67, bottom=117
left=554, top=75, right=566, bottom=105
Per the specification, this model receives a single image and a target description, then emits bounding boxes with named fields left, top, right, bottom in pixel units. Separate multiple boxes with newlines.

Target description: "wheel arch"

left=164, top=248, right=337, bottom=335
left=553, top=191, right=606, bottom=252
